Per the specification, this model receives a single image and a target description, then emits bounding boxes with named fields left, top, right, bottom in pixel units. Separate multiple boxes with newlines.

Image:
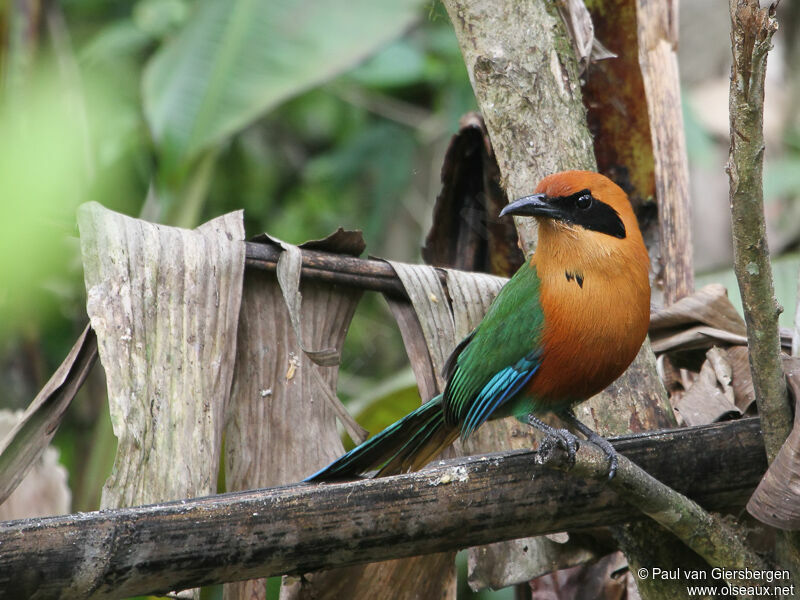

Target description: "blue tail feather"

left=304, top=395, right=448, bottom=482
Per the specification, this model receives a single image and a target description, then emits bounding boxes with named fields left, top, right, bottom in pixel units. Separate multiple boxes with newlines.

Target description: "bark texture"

left=636, top=0, right=693, bottom=304
left=0, top=419, right=766, bottom=599
left=443, top=0, right=596, bottom=255
left=726, top=0, right=790, bottom=464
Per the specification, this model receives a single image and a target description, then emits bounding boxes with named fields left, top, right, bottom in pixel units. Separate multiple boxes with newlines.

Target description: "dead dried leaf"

left=556, top=0, right=618, bottom=70
left=226, top=232, right=367, bottom=600
left=388, top=261, right=456, bottom=391
left=649, top=284, right=747, bottom=355
left=747, top=357, right=800, bottom=529
left=253, top=233, right=368, bottom=445
left=674, top=350, right=741, bottom=426
left=0, top=411, right=71, bottom=519
left=529, top=551, right=629, bottom=600
left=225, top=267, right=363, bottom=487
left=650, top=326, right=748, bottom=354
left=281, top=556, right=457, bottom=600
left=0, top=325, right=96, bottom=506
left=272, top=237, right=340, bottom=367
left=385, top=297, right=441, bottom=404
left=79, top=203, right=245, bottom=508
left=706, top=347, right=735, bottom=406
left=468, top=534, right=614, bottom=592
left=727, top=346, right=756, bottom=413
left=446, top=269, right=506, bottom=340
left=421, top=113, right=522, bottom=278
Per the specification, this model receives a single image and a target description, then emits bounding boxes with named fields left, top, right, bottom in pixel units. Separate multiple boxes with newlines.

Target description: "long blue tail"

left=304, top=395, right=457, bottom=481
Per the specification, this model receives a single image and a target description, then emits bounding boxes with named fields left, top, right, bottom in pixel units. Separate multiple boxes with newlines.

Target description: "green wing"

left=442, top=261, right=545, bottom=436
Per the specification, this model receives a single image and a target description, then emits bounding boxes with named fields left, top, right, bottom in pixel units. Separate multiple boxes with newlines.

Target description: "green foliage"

left=142, top=0, right=424, bottom=190
left=0, top=64, right=141, bottom=342
left=3, top=0, right=476, bottom=523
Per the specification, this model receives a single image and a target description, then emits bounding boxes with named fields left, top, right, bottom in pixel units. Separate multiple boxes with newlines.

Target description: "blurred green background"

left=1, top=1, right=800, bottom=599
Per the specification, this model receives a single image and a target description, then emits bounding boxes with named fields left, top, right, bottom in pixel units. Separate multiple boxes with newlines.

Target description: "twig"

left=726, top=0, right=790, bottom=464
left=0, top=419, right=766, bottom=598
left=245, top=241, right=441, bottom=298
left=538, top=435, right=767, bottom=588
left=727, top=2, right=800, bottom=582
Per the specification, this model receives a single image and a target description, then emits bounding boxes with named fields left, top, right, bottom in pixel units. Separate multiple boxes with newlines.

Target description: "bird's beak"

left=499, top=193, right=561, bottom=219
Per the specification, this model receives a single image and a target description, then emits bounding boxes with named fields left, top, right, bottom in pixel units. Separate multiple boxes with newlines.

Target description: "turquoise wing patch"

left=460, top=351, right=541, bottom=439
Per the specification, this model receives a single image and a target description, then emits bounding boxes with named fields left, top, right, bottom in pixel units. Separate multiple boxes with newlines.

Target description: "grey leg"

left=559, top=409, right=618, bottom=480
left=526, top=414, right=579, bottom=468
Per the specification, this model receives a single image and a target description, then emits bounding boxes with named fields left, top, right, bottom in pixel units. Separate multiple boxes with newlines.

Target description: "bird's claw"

left=539, top=428, right=580, bottom=468
left=527, top=412, right=581, bottom=469
left=586, top=431, right=618, bottom=480
left=527, top=412, right=619, bottom=479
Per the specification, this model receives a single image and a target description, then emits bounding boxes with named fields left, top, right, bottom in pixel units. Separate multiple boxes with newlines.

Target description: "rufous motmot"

left=306, top=170, right=650, bottom=481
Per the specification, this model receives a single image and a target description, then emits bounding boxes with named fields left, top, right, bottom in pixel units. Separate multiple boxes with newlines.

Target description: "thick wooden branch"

left=0, top=419, right=765, bottom=599
left=441, top=0, right=596, bottom=254
left=636, top=0, right=693, bottom=304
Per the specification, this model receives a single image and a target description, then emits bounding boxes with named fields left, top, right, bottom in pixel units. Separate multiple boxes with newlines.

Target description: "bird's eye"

left=576, top=194, right=592, bottom=210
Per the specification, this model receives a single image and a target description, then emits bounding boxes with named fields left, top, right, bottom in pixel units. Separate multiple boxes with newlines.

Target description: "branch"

left=726, top=0, right=790, bottom=463
left=245, top=240, right=419, bottom=298
left=538, top=431, right=767, bottom=587
left=0, top=419, right=766, bottom=598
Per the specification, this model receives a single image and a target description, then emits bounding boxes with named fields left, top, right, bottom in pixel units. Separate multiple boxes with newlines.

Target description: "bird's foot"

left=585, top=430, right=618, bottom=480
left=559, top=410, right=618, bottom=480
left=527, top=414, right=579, bottom=469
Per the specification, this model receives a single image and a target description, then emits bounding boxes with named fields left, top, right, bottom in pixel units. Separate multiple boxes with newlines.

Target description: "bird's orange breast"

left=524, top=214, right=651, bottom=405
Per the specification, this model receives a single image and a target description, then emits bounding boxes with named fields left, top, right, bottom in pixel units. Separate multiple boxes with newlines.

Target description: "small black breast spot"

left=565, top=271, right=584, bottom=288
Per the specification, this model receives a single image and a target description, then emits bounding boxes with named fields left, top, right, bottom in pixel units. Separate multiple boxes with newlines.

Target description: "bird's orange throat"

left=527, top=219, right=651, bottom=403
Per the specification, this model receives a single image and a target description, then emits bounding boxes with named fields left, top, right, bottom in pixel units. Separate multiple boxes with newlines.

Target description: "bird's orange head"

left=500, top=170, right=649, bottom=276
left=501, top=170, right=639, bottom=247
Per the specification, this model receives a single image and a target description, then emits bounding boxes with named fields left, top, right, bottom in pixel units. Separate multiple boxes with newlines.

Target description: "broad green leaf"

left=349, top=40, right=426, bottom=88
left=133, top=0, right=190, bottom=38
left=143, top=0, right=423, bottom=182
left=80, top=20, right=152, bottom=65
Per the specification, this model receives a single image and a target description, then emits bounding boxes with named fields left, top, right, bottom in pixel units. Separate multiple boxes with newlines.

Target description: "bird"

left=305, top=170, right=650, bottom=482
